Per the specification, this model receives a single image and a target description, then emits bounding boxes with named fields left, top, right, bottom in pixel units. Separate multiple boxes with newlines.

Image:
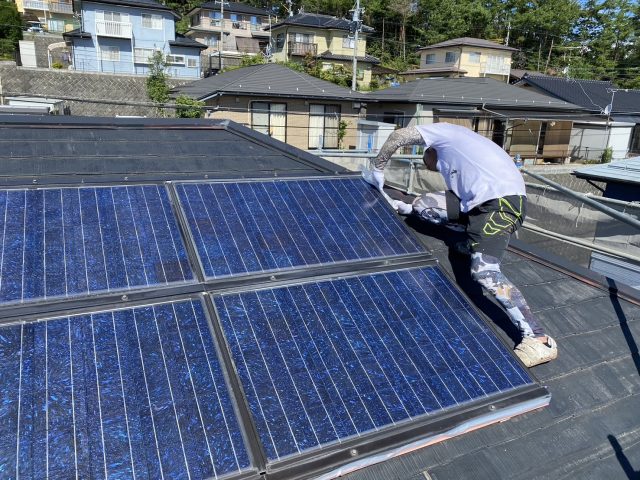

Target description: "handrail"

left=521, top=169, right=640, bottom=231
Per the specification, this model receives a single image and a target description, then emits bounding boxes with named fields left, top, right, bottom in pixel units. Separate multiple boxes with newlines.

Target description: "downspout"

left=457, top=46, right=462, bottom=77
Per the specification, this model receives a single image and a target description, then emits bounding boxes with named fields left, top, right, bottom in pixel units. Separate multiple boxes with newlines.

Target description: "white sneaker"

left=514, top=336, right=558, bottom=367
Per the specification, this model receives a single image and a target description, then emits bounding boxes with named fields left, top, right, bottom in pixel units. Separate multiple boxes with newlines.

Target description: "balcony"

left=480, top=59, right=510, bottom=75
left=95, top=20, right=132, bottom=38
left=288, top=41, right=317, bottom=56
left=23, top=0, right=48, bottom=10
left=23, top=0, right=73, bottom=13
left=50, top=1, right=72, bottom=13
left=201, top=18, right=268, bottom=32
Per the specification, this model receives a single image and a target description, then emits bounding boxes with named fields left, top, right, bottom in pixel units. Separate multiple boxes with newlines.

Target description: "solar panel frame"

left=0, top=295, right=263, bottom=480
left=172, top=175, right=430, bottom=281
left=207, top=262, right=550, bottom=480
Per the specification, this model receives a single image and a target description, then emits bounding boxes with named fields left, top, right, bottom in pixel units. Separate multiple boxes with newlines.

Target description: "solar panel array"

left=214, top=266, right=533, bottom=460
left=176, top=178, right=425, bottom=279
left=0, top=174, right=542, bottom=480
left=0, top=299, right=250, bottom=479
left=0, top=185, right=193, bottom=305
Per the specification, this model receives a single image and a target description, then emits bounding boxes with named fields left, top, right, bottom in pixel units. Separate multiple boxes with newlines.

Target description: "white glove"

left=392, top=200, right=413, bottom=215
left=362, top=167, right=385, bottom=191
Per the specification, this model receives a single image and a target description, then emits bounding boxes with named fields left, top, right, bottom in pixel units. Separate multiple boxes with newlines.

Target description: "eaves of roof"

left=83, top=0, right=179, bottom=17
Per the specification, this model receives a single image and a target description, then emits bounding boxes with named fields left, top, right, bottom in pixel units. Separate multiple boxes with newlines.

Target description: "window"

left=251, top=102, right=286, bottom=142
left=382, top=111, right=405, bottom=128
left=424, top=53, right=436, bottom=65
left=295, top=33, right=313, bottom=44
left=142, top=13, right=162, bottom=30
left=97, top=11, right=127, bottom=22
left=275, top=33, right=285, bottom=49
left=100, top=46, right=119, bottom=61
left=309, top=104, right=340, bottom=149
left=444, top=51, right=458, bottom=63
left=166, top=54, right=185, bottom=66
left=190, top=13, right=200, bottom=27
left=187, top=58, right=198, bottom=68
left=468, top=51, right=481, bottom=64
left=342, top=35, right=355, bottom=49
left=210, top=11, right=221, bottom=26
left=134, top=47, right=155, bottom=63
left=204, top=35, right=219, bottom=47
left=630, top=125, right=640, bottom=154
left=357, top=68, right=364, bottom=80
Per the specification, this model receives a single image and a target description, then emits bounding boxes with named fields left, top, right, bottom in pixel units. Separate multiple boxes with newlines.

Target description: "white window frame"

left=468, top=51, right=481, bottom=64
left=445, top=51, right=459, bottom=63
left=134, top=47, right=156, bottom=63
left=342, top=35, right=355, bottom=49
left=187, top=58, right=198, bottom=68
left=141, top=13, right=162, bottom=30
left=99, top=45, right=120, bottom=61
left=166, top=54, right=185, bottom=66
left=424, top=53, right=436, bottom=65
left=96, top=10, right=128, bottom=23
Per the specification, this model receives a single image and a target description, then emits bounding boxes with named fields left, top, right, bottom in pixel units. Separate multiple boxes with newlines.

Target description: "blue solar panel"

left=0, top=185, right=193, bottom=305
left=0, top=299, right=251, bottom=479
left=176, top=178, right=426, bottom=279
left=214, top=266, right=533, bottom=461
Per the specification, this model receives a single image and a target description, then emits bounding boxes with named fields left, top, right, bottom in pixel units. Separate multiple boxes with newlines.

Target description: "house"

left=184, top=1, right=271, bottom=75
left=266, top=12, right=379, bottom=89
left=366, top=76, right=588, bottom=163
left=517, top=74, right=640, bottom=161
left=14, top=0, right=79, bottom=33
left=402, top=37, right=517, bottom=83
left=172, top=63, right=368, bottom=150
left=62, top=0, right=206, bottom=78
left=0, top=113, right=638, bottom=480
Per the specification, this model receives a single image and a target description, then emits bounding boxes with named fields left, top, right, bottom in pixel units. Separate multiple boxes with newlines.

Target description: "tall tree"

left=0, top=0, right=23, bottom=60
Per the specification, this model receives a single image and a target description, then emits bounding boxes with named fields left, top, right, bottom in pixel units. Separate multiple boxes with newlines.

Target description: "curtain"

left=270, top=104, right=286, bottom=142
left=308, top=105, right=324, bottom=149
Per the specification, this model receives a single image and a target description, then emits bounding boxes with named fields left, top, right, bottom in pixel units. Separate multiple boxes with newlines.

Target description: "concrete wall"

left=0, top=62, right=189, bottom=116
left=205, top=94, right=361, bottom=150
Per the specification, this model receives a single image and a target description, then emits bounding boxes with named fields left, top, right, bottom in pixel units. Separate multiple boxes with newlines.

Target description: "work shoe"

left=514, top=336, right=558, bottom=367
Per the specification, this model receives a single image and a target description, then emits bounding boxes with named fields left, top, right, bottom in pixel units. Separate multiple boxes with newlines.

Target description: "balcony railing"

left=95, top=20, right=132, bottom=38
left=288, top=41, right=317, bottom=56
left=480, top=60, right=510, bottom=75
left=23, top=0, right=73, bottom=12
left=50, top=1, right=72, bottom=13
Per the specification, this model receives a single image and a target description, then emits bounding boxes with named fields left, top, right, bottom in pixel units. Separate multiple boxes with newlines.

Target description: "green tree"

left=0, top=0, right=23, bottom=60
left=146, top=51, right=170, bottom=116
left=175, top=95, right=205, bottom=118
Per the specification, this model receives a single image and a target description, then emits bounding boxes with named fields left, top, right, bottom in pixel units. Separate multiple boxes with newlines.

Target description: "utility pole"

left=505, top=20, right=511, bottom=46
left=350, top=0, right=363, bottom=92
left=215, top=0, right=228, bottom=71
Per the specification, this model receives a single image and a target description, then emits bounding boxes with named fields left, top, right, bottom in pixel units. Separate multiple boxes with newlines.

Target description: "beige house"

left=15, top=0, right=78, bottom=33
left=185, top=1, right=271, bottom=74
left=172, top=63, right=368, bottom=151
left=267, top=13, right=379, bottom=89
left=402, top=37, right=517, bottom=83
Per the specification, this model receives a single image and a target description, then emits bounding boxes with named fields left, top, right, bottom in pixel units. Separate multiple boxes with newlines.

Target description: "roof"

left=573, top=156, right=640, bottom=185
left=83, top=0, right=179, bottom=16
left=0, top=114, right=638, bottom=480
left=62, top=28, right=92, bottom=39
left=519, top=74, right=640, bottom=116
left=366, top=76, right=584, bottom=110
left=419, top=37, right=518, bottom=52
left=169, top=34, right=208, bottom=50
left=399, top=66, right=468, bottom=76
left=188, top=1, right=270, bottom=16
left=269, top=12, right=374, bottom=33
left=172, top=63, right=367, bottom=101
left=317, top=50, right=380, bottom=64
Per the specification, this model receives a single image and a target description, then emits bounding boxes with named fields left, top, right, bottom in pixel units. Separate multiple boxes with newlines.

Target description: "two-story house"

left=267, top=13, right=379, bottom=89
left=185, top=2, right=271, bottom=74
left=15, top=0, right=78, bottom=33
left=402, top=37, right=517, bottom=83
left=62, top=0, right=206, bottom=78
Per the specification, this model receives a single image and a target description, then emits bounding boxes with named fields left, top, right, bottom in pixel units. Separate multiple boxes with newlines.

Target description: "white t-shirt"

left=416, top=123, right=526, bottom=212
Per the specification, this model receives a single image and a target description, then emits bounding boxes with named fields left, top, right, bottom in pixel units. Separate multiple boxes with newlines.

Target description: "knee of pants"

left=470, top=253, right=503, bottom=292
left=413, top=192, right=448, bottom=223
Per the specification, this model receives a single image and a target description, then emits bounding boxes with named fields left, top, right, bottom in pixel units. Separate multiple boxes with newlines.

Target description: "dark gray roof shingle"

left=172, top=63, right=367, bottom=101
left=366, top=76, right=583, bottom=110
left=189, top=1, right=270, bottom=16
left=317, top=50, right=380, bottom=64
left=519, top=74, right=640, bottom=116
left=169, top=34, right=208, bottom=49
left=84, top=0, right=177, bottom=15
left=269, top=12, right=374, bottom=33
left=419, top=37, right=518, bottom=52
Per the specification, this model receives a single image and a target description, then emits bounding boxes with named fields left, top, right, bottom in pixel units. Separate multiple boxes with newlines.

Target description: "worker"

left=365, top=123, right=557, bottom=367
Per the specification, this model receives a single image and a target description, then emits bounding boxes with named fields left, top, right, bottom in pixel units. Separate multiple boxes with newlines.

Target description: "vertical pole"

left=218, top=0, right=224, bottom=70
left=351, top=0, right=360, bottom=92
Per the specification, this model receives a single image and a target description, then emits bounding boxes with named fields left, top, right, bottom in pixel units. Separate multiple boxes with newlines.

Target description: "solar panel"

left=0, top=185, right=193, bottom=305
left=0, top=299, right=251, bottom=479
left=214, top=265, right=533, bottom=461
left=176, top=178, right=426, bottom=279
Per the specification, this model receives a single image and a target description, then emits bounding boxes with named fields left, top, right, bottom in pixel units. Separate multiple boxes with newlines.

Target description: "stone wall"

left=0, top=62, right=191, bottom=117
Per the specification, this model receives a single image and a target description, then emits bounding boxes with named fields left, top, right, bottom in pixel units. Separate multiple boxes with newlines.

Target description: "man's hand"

left=362, top=167, right=385, bottom=191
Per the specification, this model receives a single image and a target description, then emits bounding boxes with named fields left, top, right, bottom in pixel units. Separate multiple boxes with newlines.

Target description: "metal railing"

left=95, top=20, right=132, bottom=38
left=288, top=41, right=317, bottom=56
left=49, top=1, right=73, bottom=13
left=202, top=18, right=268, bottom=32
